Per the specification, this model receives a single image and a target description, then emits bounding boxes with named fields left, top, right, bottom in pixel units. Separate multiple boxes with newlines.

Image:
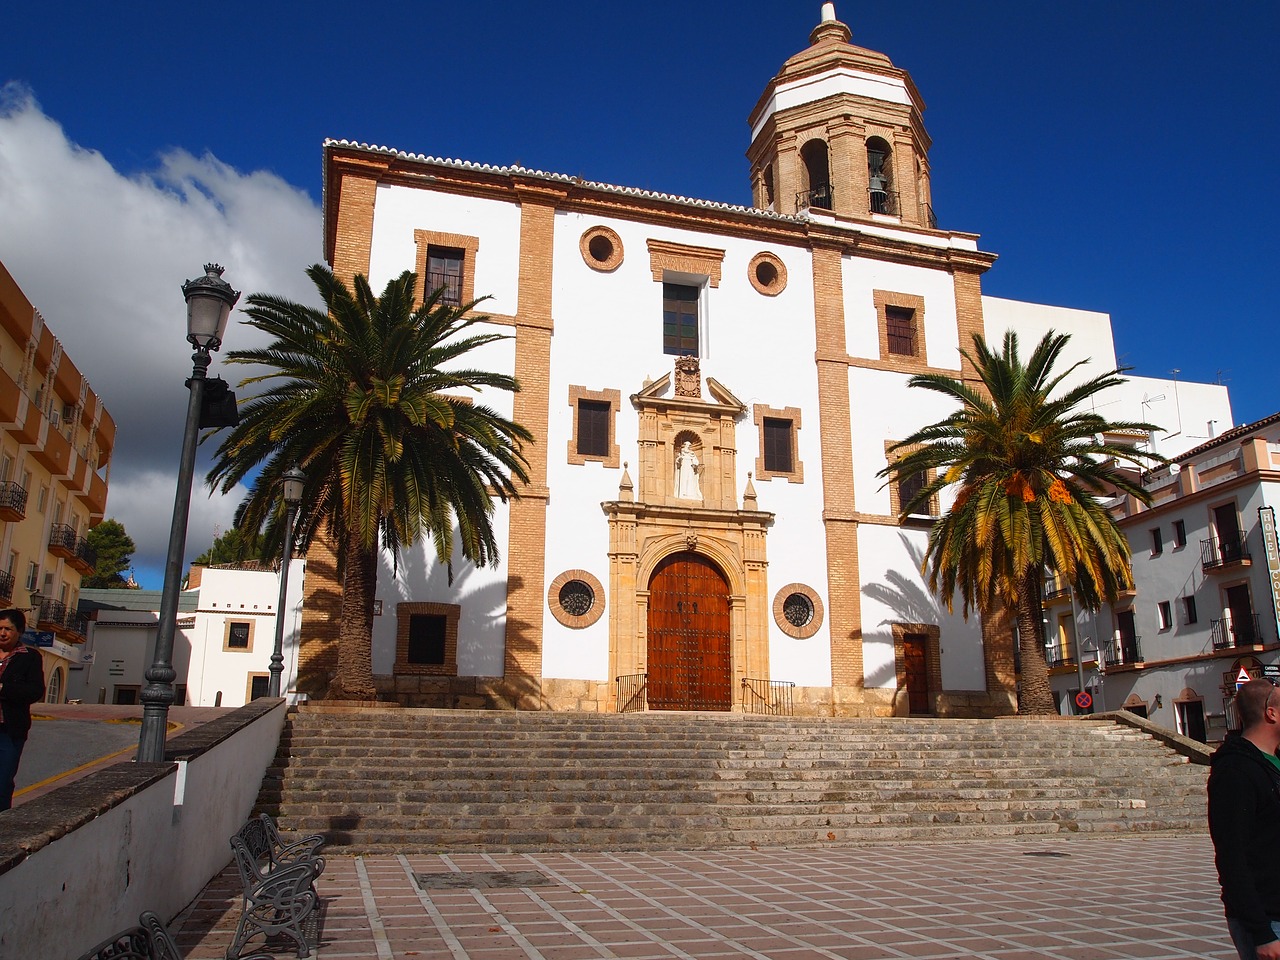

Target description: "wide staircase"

left=258, top=707, right=1208, bottom=852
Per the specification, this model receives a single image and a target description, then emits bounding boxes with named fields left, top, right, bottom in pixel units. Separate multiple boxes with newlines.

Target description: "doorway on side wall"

left=646, top=552, right=732, bottom=711
left=903, top=633, right=931, bottom=714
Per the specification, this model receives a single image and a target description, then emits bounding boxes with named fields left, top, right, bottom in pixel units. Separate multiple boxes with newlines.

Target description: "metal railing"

left=425, top=268, right=462, bottom=306
left=1212, top=614, right=1263, bottom=650
left=920, top=202, right=938, bottom=229
left=1044, top=585, right=1071, bottom=603
left=1103, top=635, right=1143, bottom=666
left=35, top=597, right=67, bottom=629
left=615, top=673, right=647, bottom=713
left=75, top=536, right=98, bottom=571
left=0, top=569, right=12, bottom=604
left=796, top=183, right=833, bottom=211
left=1202, top=536, right=1251, bottom=570
left=0, top=480, right=28, bottom=518
left=742, top=678, right=795, bottom=716
left=48, top=523, right=78, bottom=555
left=1046, top=646, right=1076, bottom=669
left=869, top=186, right=900, bottom=216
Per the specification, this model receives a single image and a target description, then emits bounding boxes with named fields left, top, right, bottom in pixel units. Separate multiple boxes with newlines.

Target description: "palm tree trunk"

left=1015, top=569, right=1057, bottom=716
left=328, top=527, right=378, bottom=701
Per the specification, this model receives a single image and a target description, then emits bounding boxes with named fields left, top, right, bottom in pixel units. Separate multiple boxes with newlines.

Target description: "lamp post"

left=137, top=264, right=239, bottom=763
left=269, top=466, right=305, bottom=697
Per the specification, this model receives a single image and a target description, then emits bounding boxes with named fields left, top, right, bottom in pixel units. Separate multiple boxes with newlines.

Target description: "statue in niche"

left=674, top=441, right=702, bottom=500
left=674, top=356, right=701, bottom=398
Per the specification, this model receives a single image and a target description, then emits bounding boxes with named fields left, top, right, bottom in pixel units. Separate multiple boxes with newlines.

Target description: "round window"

left=579, top=226, right=624, bottom=272
left=783, top=592, right=814, bottom=628
left=558, top=579, right=595, bottom=617
left=747, top=251, right=787, bottom=296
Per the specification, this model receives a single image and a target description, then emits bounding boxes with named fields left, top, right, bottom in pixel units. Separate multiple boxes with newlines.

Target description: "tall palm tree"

left=878, top=330, right=1163, bottom=715
left=206, top=265, right=531, bottom=700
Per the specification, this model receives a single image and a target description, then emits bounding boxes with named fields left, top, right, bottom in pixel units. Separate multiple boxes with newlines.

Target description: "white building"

left=297, top=5, right=1231, bottom=717
left=1047, top=414, right=1280, bottom=741
left=73, top=560, right=304, bottom=706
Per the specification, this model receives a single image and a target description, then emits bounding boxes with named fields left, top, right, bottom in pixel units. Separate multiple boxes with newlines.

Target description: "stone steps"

left=260, top=707, right=1209, bottom=852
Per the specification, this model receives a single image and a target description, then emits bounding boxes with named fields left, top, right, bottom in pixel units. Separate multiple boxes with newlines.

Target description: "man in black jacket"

left=1209, top=678, right=1280, bottom=960
left=0, top=607, right=46, bottom=811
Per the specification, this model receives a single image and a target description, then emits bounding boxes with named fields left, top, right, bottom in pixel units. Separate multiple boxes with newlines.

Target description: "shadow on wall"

left=862, top=534, right=945, bottom=688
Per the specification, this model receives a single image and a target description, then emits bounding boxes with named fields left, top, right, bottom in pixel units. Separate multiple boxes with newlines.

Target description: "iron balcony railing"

left=869, top=186, right=900, bottom=216
left=0, top=569, right=12, bottom=604
left=1212, top=614, right=1263, bottom=650
left=49, top=523, right=78, bottom=556
left=62, top=609, right=88, bottom=638
left=920, top=202, right=938, bottom=229
left=1046, top=645, right=1075, bottom=669
left=1104, top=635, right=1143, bottom=666
left=75, top=536, right=98, bottom=571
left=796, top=183, right=833, bottom=211
left=36, top=597, right=68, bottom=629
left=615, top=673, right=647, bottom=713
left=742, top=678, right=796, bottom=716
left=1044, top=584, right=1071, bottom=603
left=0, top=480, right=28, bottom=518
left=1202, top=535, right=1251, bottom=570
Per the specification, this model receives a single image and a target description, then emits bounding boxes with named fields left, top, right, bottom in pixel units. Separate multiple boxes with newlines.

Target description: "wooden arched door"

left=647, top=552, right=732, bottom=711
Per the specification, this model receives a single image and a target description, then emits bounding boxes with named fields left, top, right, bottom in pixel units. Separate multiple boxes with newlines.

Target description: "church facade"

left=298, top=6, right=1228, bottom=716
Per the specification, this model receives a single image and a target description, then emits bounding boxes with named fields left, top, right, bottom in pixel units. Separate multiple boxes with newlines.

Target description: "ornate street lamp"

left=137, top=264, right=239, bottom=764
left=269, top=466, right=305, bottom=697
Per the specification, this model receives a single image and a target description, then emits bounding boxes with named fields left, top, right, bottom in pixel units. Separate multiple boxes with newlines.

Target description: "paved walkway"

left=172, top=834, right=1235, bottom=960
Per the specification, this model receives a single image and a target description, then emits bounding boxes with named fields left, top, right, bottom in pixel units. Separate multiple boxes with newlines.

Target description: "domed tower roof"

left=747, top=4, right=935, bottom=228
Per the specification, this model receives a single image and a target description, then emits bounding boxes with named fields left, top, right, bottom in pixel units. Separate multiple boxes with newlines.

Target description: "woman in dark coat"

left=0, top=607, right=46, bottom=811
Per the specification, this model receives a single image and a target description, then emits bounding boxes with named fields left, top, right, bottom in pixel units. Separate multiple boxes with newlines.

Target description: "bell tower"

left=747, top=3, right=935, bottom=228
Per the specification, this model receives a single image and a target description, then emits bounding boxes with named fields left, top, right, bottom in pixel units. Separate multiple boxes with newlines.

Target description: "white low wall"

left=0, top=699, right=287, bottom=959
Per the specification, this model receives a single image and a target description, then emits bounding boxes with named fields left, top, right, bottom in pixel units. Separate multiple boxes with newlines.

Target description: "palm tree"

left=206, top=265, right=531, bottom=700
left=878, top=330, right=1163, bottom=715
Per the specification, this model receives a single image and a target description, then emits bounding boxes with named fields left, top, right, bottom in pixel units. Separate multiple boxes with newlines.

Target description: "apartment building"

left=1047, top=414, right=1280, bottom=741
left=0, top=260, right=115, bottom=703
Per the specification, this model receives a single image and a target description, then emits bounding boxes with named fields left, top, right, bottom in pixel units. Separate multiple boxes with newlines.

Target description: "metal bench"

left=76, top=910, right=273, bottom=960
left=226, top=816, right=324, bottom=959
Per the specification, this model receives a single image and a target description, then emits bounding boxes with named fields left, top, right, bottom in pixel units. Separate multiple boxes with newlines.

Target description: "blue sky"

left=1, top=0, right=1277, bottom=587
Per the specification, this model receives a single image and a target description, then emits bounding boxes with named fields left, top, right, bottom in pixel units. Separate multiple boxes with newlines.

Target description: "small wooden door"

left=903, top=633, right=930, bottom=714
left=647, top=552, right=732, bottom=711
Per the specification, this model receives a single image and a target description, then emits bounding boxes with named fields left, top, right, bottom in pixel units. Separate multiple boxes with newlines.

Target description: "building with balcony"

left=1047, top=412, right=1280, bottom=742
left=72, top=560, right=305, bottom=707
left=0, top=260, right=115, bottom=703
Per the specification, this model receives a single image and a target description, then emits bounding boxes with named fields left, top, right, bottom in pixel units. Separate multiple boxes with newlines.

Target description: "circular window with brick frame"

left=748, top=251, right=787, bottom=296
left=580, top=226, right=624, bottom=272
left=548, top=569, right=606, bottom=628
left=773, top=583, right=824, bottom=639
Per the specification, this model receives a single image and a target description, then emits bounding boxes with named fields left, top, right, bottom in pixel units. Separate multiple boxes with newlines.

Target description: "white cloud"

left=0, top=83, right=322, bottom=584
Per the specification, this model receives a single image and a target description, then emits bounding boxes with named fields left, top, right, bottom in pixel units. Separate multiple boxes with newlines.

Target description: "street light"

left=269, top=466, right=305, bottom=697
left=137, top=264, right=239, bottom=763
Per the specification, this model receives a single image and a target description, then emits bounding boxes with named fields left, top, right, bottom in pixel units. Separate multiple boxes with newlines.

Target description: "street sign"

left=1237, top=667, right=1253, bottom=688
left=1264, top=663, right=1280, bottom=679
left=1075, top=691, right=1093, bottom=710
left=22, top=630, right=54, bottom=648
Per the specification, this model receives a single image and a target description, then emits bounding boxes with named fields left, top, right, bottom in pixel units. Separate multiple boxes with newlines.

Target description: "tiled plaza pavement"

left=171, top=834, right=1236, bottom=960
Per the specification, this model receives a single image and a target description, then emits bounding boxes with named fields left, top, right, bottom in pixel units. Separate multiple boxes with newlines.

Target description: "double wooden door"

left=647, top=552, right=732, bottom=711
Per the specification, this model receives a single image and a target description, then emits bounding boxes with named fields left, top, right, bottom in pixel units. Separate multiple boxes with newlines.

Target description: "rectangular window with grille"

left=249, top=675, right=270, bottom=701
left=426, top=247, right=464, bottom=306
left=762, top=418, right=793, bottom=473
left=577, top=400, right=611, bottom=458
left=885, top=306, right=917, bottom=356
left=662, top=283, right=700, bottom=356
left=408, top=613, right=447, bottom=665
left=227, top=622, right=251, bottom=649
